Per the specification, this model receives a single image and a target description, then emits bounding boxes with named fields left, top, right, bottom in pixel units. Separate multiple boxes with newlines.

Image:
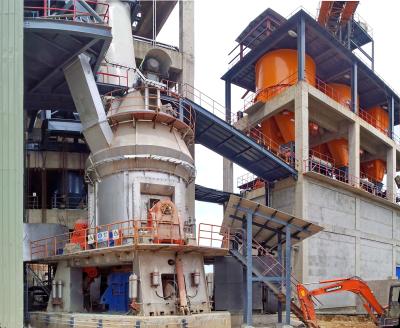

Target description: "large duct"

left=96, top=0, right=137, bottom=86
left=64, top=54, right=113, bottom=154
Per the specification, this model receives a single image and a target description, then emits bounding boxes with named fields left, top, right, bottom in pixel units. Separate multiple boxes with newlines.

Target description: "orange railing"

left=358, top=108, right=390, bottom=137
left=197, top=223, right=230, bottom=249
left=24, top=0, right=109, bottom=24
left=30, top=220, right=230, bottom=260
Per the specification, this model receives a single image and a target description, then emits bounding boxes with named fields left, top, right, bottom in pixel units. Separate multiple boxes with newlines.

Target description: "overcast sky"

left=157, top=0, right=400, bottom=228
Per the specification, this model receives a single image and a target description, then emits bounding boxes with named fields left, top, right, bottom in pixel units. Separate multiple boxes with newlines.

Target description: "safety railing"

left=24, top=0, right=109, bottom=24
left=30, top=220, right=230, bottom=260
left=197, top=223, right=230, bottom=249
left=103, top=85, right=196, bottom=136
left=304, top=156, right=397, bottom=202
left=229, top=229, right=301, bottom=306
left=51, top=194, right=87, bottom=209
left=133, top=35, right=179, bottom=52
left=237, top=172, right=265, bottom=191
left=358, top=108, right=390, bottom=137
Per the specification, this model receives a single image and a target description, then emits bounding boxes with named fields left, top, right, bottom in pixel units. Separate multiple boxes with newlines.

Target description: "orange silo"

left=256, top=49, right=316, bottom=149
left=255, top=49, right=316, bottom=102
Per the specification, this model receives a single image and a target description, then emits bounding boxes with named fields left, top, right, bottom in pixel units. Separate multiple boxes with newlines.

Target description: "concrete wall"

left=270, top=176, right=400, bottom=310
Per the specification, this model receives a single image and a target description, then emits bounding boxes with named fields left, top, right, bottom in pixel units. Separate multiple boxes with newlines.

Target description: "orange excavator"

left=297, top=277, right=400, bottom=327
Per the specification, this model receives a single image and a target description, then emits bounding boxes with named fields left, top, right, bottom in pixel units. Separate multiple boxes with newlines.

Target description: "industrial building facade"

left=2, top=1, right=400, bottom=328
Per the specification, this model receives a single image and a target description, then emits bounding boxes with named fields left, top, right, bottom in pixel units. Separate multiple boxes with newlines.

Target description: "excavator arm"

left=297, top=277, right=385, bottom=328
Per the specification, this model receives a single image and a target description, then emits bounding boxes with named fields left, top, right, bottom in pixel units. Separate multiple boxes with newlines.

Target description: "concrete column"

left=47, top=261, right=83, bottom=312
left=294, top=81, right=309, bottom=172
left=386, top=146, right=397, bottom=203
left=348, top=122, right=360, bottom=186
left=179, top=0, right=196, bottom=227
left=294, top=82, right=309, bottom=283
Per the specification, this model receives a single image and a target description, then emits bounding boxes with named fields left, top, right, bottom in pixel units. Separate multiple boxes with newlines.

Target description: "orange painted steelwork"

left=361, top=159, right=386, bottom=182
left=326, top=138, right=348, bottom=167
left=255, top=49, right=316, bottom=102
left=297, top=277, right=384, bottom=328
left=147, top=199, right=184, bottom=245
left=70, top=219, right=89, bottom=249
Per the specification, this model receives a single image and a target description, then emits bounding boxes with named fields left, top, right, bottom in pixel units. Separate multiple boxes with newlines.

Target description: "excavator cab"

left=382, top=284, right=400, bottom=327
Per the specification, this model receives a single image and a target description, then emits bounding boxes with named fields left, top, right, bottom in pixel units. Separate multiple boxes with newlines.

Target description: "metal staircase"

left=229, top=232, right=308, bottom=325
left=160, top=84, right=297, bottom=183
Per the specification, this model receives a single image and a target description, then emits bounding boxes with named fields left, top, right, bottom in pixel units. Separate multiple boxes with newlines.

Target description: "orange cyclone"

left=327, top=139, right=348, bottom=168
left=361, top=159, right=386, bottom=182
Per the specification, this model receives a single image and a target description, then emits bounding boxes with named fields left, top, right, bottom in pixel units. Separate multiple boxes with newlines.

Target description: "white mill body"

left=64, top=0, right=195, bottom=227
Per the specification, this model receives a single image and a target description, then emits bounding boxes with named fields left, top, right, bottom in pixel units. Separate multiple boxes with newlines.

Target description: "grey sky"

left=157, top=0, right=400, bottom=227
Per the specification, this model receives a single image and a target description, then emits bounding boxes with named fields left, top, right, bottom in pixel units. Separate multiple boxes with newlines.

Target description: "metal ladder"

left=229, top=232, right=308, bottom=326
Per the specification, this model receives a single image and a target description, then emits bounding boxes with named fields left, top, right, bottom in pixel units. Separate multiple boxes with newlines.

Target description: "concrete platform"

left=29, top=311, right=231, bottom=328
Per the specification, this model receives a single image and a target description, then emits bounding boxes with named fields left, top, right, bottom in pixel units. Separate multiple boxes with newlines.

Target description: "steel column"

left=297, top=16, right=306, bottom=81
left=245, top=211, right=253, bottom=326
left=389, top=96, right=395, bottom=138
left=285, top=225, right=292, bottom=325
left=371, top=40, right=375, bottom=71
left=277, top=232, right=283, bottom=323
left=351, top=61, right=358, bottom=113
left=225, top=80, right=232, bottom=123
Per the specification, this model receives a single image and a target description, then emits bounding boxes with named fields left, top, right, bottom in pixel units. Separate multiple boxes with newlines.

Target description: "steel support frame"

left=389, top=96, right=395, bottom=138
left=242, top=209, right=293, bottom=326
left=351, top=61, right=358, bottom=113
left=297, top=15, right=306, bottom=82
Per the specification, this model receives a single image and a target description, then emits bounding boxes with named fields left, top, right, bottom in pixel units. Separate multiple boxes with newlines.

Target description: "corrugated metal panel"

left=0, top=0, right=23, bottom=327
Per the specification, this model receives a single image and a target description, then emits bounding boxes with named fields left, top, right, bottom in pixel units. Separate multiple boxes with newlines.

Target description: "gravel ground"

left=316, top=315, right=376, bottom=328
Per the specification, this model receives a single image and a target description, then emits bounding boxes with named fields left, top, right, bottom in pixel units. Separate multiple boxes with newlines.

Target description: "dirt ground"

left=316, top=315, right=376, bottom=328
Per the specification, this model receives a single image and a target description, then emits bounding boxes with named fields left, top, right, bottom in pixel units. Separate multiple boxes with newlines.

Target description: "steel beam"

left=351, top=61, right=358, bottom=113
left=297, top=16, right=306, bottom=81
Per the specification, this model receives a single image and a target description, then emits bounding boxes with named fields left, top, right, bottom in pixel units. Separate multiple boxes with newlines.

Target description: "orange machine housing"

left=70, top=219, right=88, bottom=249
left=147, top=199, right=185, bottom=245
left=327, top=139, right=348, bottom=168
left=256, top=49, right=316, bottom=149
left=366, top=105, right=389, bottom=134
left=361, top=159, right=386, bottom=182
left=255, top=49, right=316, bottom=102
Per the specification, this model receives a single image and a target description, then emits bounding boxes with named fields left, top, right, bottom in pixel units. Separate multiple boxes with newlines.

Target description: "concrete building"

left=222, top=8, right=400, bottom=311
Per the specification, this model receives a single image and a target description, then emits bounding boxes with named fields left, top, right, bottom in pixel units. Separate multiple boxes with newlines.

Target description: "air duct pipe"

left=96, top=0, right=137, bottom=86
